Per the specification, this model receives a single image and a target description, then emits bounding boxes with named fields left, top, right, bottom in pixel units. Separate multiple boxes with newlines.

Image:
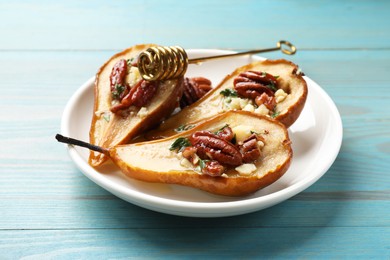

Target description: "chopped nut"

left=255, top=92, right=276, bottom=110
left=201, top=160, right=225, bottom=177
left=182, top=146, right=199, bottom=165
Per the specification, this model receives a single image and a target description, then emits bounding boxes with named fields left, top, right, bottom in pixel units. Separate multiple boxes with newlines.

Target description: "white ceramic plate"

left=61, top=49, right=342, bottom=217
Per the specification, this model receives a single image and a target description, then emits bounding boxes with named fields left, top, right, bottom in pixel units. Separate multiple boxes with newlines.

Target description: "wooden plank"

left=1, top=0, right=389, bottom=258
left=0, top=228, right=388, bottom=258
left=0, top=191, right=389, bottom=229
left=0, top=1, right=389, bottom=50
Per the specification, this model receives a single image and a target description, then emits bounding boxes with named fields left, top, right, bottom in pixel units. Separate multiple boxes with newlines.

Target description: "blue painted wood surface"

left=0, top=0, right=389, bottom=258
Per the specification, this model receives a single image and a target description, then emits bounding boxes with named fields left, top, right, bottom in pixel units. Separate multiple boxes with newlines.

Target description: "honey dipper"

left=137, top=40, right=296, bottom=81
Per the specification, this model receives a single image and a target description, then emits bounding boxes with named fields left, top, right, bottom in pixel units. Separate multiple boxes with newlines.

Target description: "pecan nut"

left=110, top=59, right=130, bottom=101
left=215, top=125, right=234, bottom=142
left=110, top=79, right=157, bottom=113
left=239, top=134, right=264, bottom=163
left=129, top=79, right=158, bottom=107
left=110, top=59, right=128, bottom=91
left=233, top=71, right=277, bottom=99
left=182, top=146, right=198, bottom=164
left=202, top=160, right=225, bottom=177
left=180, top=77, right=212, bottom=108
left=190, top=131, right=242, bottom=166
left=255, top=92, right=276, bottom=111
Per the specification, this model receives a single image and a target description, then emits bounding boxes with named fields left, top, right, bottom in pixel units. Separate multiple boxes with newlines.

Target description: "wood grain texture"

left=0, top=0, right=389, bottom=50
left=0, top=0, right=389, bottom=258
left=1, top=228, right=388, bottom=259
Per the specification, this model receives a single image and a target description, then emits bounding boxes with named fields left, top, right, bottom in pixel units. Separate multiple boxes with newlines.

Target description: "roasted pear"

left=89, top=44, right=183, bottom=167
left=145, top=59, right=307, bottom=140
left=109, top=111, right=292, bottom=196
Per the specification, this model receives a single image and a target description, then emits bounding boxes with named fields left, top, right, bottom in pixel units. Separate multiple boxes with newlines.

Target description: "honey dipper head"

left=138, top=46, right=189, bottom=81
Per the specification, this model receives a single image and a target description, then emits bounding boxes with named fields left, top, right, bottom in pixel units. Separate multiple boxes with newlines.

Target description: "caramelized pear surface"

left=145, top=59, right=307, bottom=140
left=89, top=44, right=183, bottom=166
left=110, top=111, right=292, bottom=196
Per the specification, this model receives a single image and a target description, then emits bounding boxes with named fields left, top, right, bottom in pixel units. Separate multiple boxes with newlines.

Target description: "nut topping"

left=255, top=92, right=276, bottom=111
left=190, top=131, right=242, bottom=166
left=170, top=125, right=265, bottom=177
left=110, top=79, right=157, bottom=113
left=182, top=146, right=198, bottom=164
left=109, top=59, right=158, bottom=113
left=239, top=134, right=263, bottom=163
left=180, top=77, right=212, bottom=108
left=110, top=59, right=128, bottom=93
left=233, top=71, right=277, bottom=99
left=215, top=125, right=234, bottom=142
left=201, top=160, right=225, bottom=177
left=129, top=79, right=158, bottom=107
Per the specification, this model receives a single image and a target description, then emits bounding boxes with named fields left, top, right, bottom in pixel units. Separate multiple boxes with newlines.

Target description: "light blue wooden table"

left=1, top=1, right=389, bottom=258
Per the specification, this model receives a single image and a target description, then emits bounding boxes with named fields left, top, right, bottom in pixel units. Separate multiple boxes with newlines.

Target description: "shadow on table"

left=73, top=143, right=351, bottom=257
left=123, top=199, right=343, bottom=257
left=120, top=146, right=352, bottom=257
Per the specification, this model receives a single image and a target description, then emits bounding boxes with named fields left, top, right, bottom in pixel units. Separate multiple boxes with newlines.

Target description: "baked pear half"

left=146, top=59, right=307, bottom=140
left=110, top=111, right=292, bottom=196
left=89, top=44, right=183, bottom=167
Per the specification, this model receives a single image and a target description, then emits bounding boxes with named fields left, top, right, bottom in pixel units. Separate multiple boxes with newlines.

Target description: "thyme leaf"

left=169, top=137, right=191, bottom=151
left=103, top=113, right=111, bottom=122
left=214, top=124, right=229, bottom=135
left=271, top=111, right=280, bottom=118
left=220, top=89, right=238, bottom=97
left=267, top=82, right=278, bottom=92
left=126, top=58, right=134, bottom=66
left=175, top=124, right=195, bottom=132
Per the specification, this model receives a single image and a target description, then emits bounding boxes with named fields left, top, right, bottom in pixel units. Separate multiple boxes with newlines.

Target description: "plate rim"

left=61, top=49, right=343, bottom=217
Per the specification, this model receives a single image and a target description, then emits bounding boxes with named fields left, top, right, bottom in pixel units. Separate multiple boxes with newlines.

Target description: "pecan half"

left=110, top=59, right=128, bottom=91
left=215, top=126, right=234, bottom=142
left=130, top=79, right=158, bottom=107
left=110, top=79, right=157, bottom=113
left=110, top=59, right=130, bottom=101
left=202, top=160, right=225, bottom=177
left=190, top=131, right=242, bottom=166
left=180, top=77, right=212, bottom=108
left=239, top=134, right=264, bottom=163
left=233, top=71, right=277, bottom=99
